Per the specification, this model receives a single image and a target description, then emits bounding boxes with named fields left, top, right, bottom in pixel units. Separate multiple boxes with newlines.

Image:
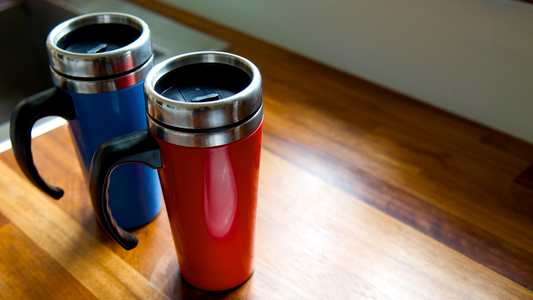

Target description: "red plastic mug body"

left=152, top=122, right=263, bottom=291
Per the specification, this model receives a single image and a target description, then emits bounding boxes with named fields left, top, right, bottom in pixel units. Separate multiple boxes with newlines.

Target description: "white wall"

left=161, top=0, right=533, bottom=143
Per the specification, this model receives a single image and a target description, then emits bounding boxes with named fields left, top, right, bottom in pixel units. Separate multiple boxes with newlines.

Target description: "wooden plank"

left=0, top=211, right=9, bottom=228
left=0, top=160, right=168, bottom=300
left=262, top=130, right=533, bottom=290
left=262, top=89, right=533, bottom=247
left=252, top=150, right=533, bottom=299
left=481, top=131, right=533, bottom=162
left=515, top=164, right=533, bottom=190
left=0, top=223, right=98, bottom=299
left=105, top=203, right=176, bottom=284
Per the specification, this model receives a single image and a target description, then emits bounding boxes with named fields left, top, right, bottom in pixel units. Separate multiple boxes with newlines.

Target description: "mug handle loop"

left=10, top=87, right=76, bottom=199
left=89, top=130, right=162, bottom=250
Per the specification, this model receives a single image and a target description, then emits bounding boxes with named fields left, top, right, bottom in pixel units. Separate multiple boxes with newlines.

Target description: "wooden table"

left=1, top=1, right=533, bottom=298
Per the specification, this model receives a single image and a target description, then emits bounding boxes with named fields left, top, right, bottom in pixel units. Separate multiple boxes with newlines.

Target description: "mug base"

left=182, top=269, right=254, bottom=292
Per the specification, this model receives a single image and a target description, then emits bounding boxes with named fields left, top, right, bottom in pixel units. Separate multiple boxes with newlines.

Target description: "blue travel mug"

left=10, top=12, right=161, bottom=229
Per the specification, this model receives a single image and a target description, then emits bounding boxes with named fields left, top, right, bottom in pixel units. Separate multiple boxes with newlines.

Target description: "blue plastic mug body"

left=66, top=82, right=161, bottom=229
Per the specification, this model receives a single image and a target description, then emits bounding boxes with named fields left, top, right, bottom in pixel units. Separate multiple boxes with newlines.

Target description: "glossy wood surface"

left=1, top=0, right=533, bottom=298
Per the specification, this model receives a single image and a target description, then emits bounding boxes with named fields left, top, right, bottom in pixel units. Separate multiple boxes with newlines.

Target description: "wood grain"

left=0, top=160, right=168, bottom=300
left=0, top=224, right=97, bottom=300
left=252, top=150, right=532, bottom=299
left=515, top=164, right=533, bottom=190
left=262, top=130, right=533, bottom=289
left=481, top=131, right=533, bottom=162
left=0, top=211, right=9, bottom=228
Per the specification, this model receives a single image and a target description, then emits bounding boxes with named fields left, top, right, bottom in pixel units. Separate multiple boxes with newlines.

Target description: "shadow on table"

left=164, top=269, right=252, bottom=300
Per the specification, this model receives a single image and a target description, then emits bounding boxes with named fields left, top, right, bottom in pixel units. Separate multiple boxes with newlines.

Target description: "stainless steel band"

left=144, top=51, right=262, bottom=130
left=47, top=12, right=152, bottom=78
left=50, top=55, right=153, bottom=93
left=148, top=105, right=263, bottom=148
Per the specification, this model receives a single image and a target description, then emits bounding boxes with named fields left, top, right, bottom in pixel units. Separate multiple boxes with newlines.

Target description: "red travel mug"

left=89, top=51, right=263, bottom=291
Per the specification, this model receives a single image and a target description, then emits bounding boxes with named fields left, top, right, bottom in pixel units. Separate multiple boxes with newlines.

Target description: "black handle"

left=10, top=87, right=76, bottom=199
left=89, top=130, right=162, bottom=250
